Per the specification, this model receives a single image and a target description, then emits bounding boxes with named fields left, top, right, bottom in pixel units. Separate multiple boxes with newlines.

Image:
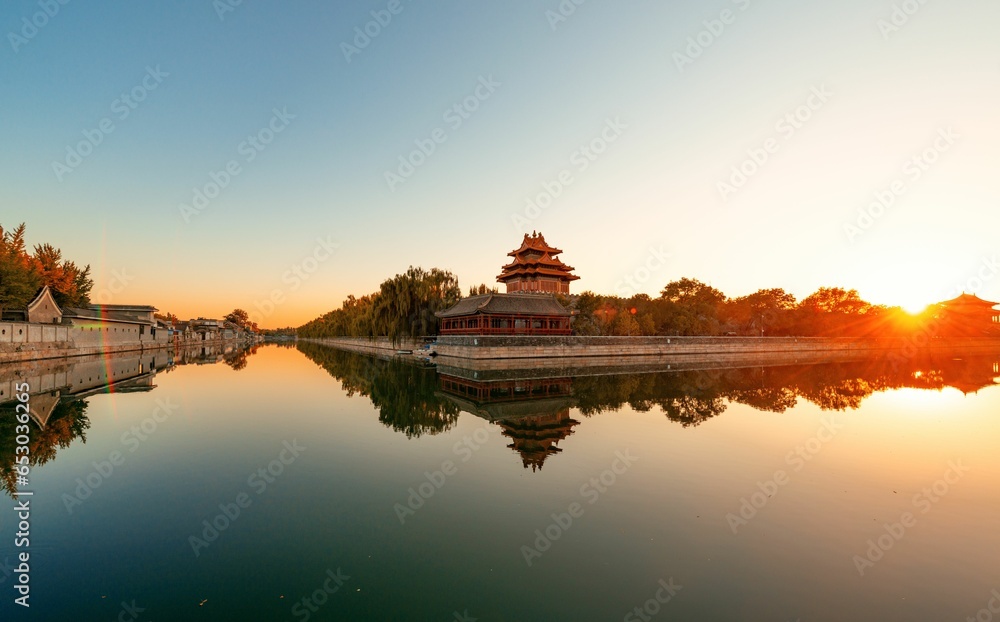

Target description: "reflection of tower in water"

left=498, top=408, right=579, bottom=472
left=438, top=375, right=579, bottom=471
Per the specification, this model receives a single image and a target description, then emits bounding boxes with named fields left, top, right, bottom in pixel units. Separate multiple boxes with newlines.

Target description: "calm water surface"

left=2, top=343, right=1000, bottom=621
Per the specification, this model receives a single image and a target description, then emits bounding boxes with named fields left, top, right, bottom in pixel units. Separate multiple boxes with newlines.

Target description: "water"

left=2, top=343, right=1000, bottom=621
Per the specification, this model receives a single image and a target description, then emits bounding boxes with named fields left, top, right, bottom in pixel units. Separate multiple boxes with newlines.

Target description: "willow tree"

left=371, top=267, right=461, bottom=345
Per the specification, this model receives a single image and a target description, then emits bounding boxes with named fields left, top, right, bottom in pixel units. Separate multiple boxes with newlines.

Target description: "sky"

left=2, top=0, right=999, bottom=327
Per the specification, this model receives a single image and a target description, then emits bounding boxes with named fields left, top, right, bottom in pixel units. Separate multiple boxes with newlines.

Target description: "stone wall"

left=434, top=335, right=1000, bottom=360
left=302, top=337, right=423, bottom=356
left=0, top=320, right=244, bottom=363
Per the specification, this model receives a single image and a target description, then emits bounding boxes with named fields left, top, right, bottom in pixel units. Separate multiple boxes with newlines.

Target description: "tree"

left=225, top=308, right=258, bottom=333
left=468, top=283, right=498, bottom=296
left=155, top=311, right=179, bottom=324
left=725, top=288, right=797, bottom=335
left=371, top=267, right=461, bottom=344
left=297, top=267, right=461, bottom=343
left=0, top=224, right=93, bottom=310
left=657, top=278, right=726, bottom=335
left=799, top=287, right=870, bottom=315
left=796, top=287, right=877, bottom=336
left=31, top=243, right=92, bottom=307
left=0, top=223, right=42, bottom=311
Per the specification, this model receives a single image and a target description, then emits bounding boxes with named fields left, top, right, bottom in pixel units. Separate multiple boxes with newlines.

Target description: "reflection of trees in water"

left=0, top=399, right=90, bottom=496
left=295, top=345, right=999, bottom=433
left=572, top=373, right=727, bottom=427
left=223, top=344, right=261, bottom=371
left=297, top=342, right=460, bottom=438
left=569, top=354, right=999, bottom=427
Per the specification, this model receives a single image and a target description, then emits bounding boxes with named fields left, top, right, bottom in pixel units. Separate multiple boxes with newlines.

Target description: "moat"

left=2, top=343, right=1000, bottom=620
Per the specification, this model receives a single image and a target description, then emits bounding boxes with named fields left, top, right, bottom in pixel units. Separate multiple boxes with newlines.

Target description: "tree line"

left=297, top=267, right=460, bottom=341
left=298, top=268, right=932, bottom=339
left=572, top=277, right=925, bottom=338
left=0, top=223, right=93, bottom=310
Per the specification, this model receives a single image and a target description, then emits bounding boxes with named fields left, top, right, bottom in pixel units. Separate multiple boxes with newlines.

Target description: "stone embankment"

left=0, top=320, right=251, bottom=364
left=301, top=337, right=424, bottom=357
left=306, top=334, right=1000, bottom=363
left=431, top=335, right=1000, bottom=360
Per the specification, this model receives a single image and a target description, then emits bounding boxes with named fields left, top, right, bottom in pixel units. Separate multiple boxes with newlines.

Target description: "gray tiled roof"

left=62, top=307, right=149, bottom=324
left=436, top=293, right=570, bottom=318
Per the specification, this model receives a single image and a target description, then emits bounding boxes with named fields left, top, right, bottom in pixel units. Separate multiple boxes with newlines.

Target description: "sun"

left=901, top=301, right=932, bottom=315
left=867, top=285, right=938, bottom=315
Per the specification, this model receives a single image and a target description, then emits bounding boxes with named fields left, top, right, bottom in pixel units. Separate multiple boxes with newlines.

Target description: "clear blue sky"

left=3, top=0, right=999, bottom=326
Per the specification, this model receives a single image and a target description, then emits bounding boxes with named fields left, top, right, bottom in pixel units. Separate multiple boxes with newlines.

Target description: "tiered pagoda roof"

left=937, top=293, right=999, bottom=310
left=497, top=232, right=579, bottom=294
left=932, top=293, right=1000, bottom=337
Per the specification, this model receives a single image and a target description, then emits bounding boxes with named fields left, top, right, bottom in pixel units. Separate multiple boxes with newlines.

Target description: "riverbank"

left=432, top=335, right=1000, bottom=360
left=304, top=335, right=1000, bottom=362
left=0, top=319, right=256, bottom=363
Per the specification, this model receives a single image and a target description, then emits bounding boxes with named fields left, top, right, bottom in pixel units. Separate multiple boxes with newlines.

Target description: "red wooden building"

left=436, top=292, right=572, bottom=335
left=934, top=293, right=1000, bottom=336
left=436, top=232, right=578, bottom=336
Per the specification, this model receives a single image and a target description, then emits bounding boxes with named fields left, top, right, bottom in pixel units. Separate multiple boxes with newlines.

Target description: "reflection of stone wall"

left=0, top=351, right=167, bottom=406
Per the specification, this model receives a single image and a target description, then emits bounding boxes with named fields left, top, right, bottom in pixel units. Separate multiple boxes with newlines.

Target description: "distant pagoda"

left=497, top=231, right=579, bottom=295
left=933, top=293, right=1000, bottom=337
left=436, top=231, right=576, bottom=335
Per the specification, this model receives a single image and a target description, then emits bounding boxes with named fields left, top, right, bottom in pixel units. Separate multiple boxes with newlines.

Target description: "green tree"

left=657, top=278, right=726, bottom=335
left=468, top=283, right=497, bottom=296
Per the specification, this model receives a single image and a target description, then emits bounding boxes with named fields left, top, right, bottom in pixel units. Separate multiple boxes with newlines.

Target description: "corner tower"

left=496, top=232, right=579, bottom=295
